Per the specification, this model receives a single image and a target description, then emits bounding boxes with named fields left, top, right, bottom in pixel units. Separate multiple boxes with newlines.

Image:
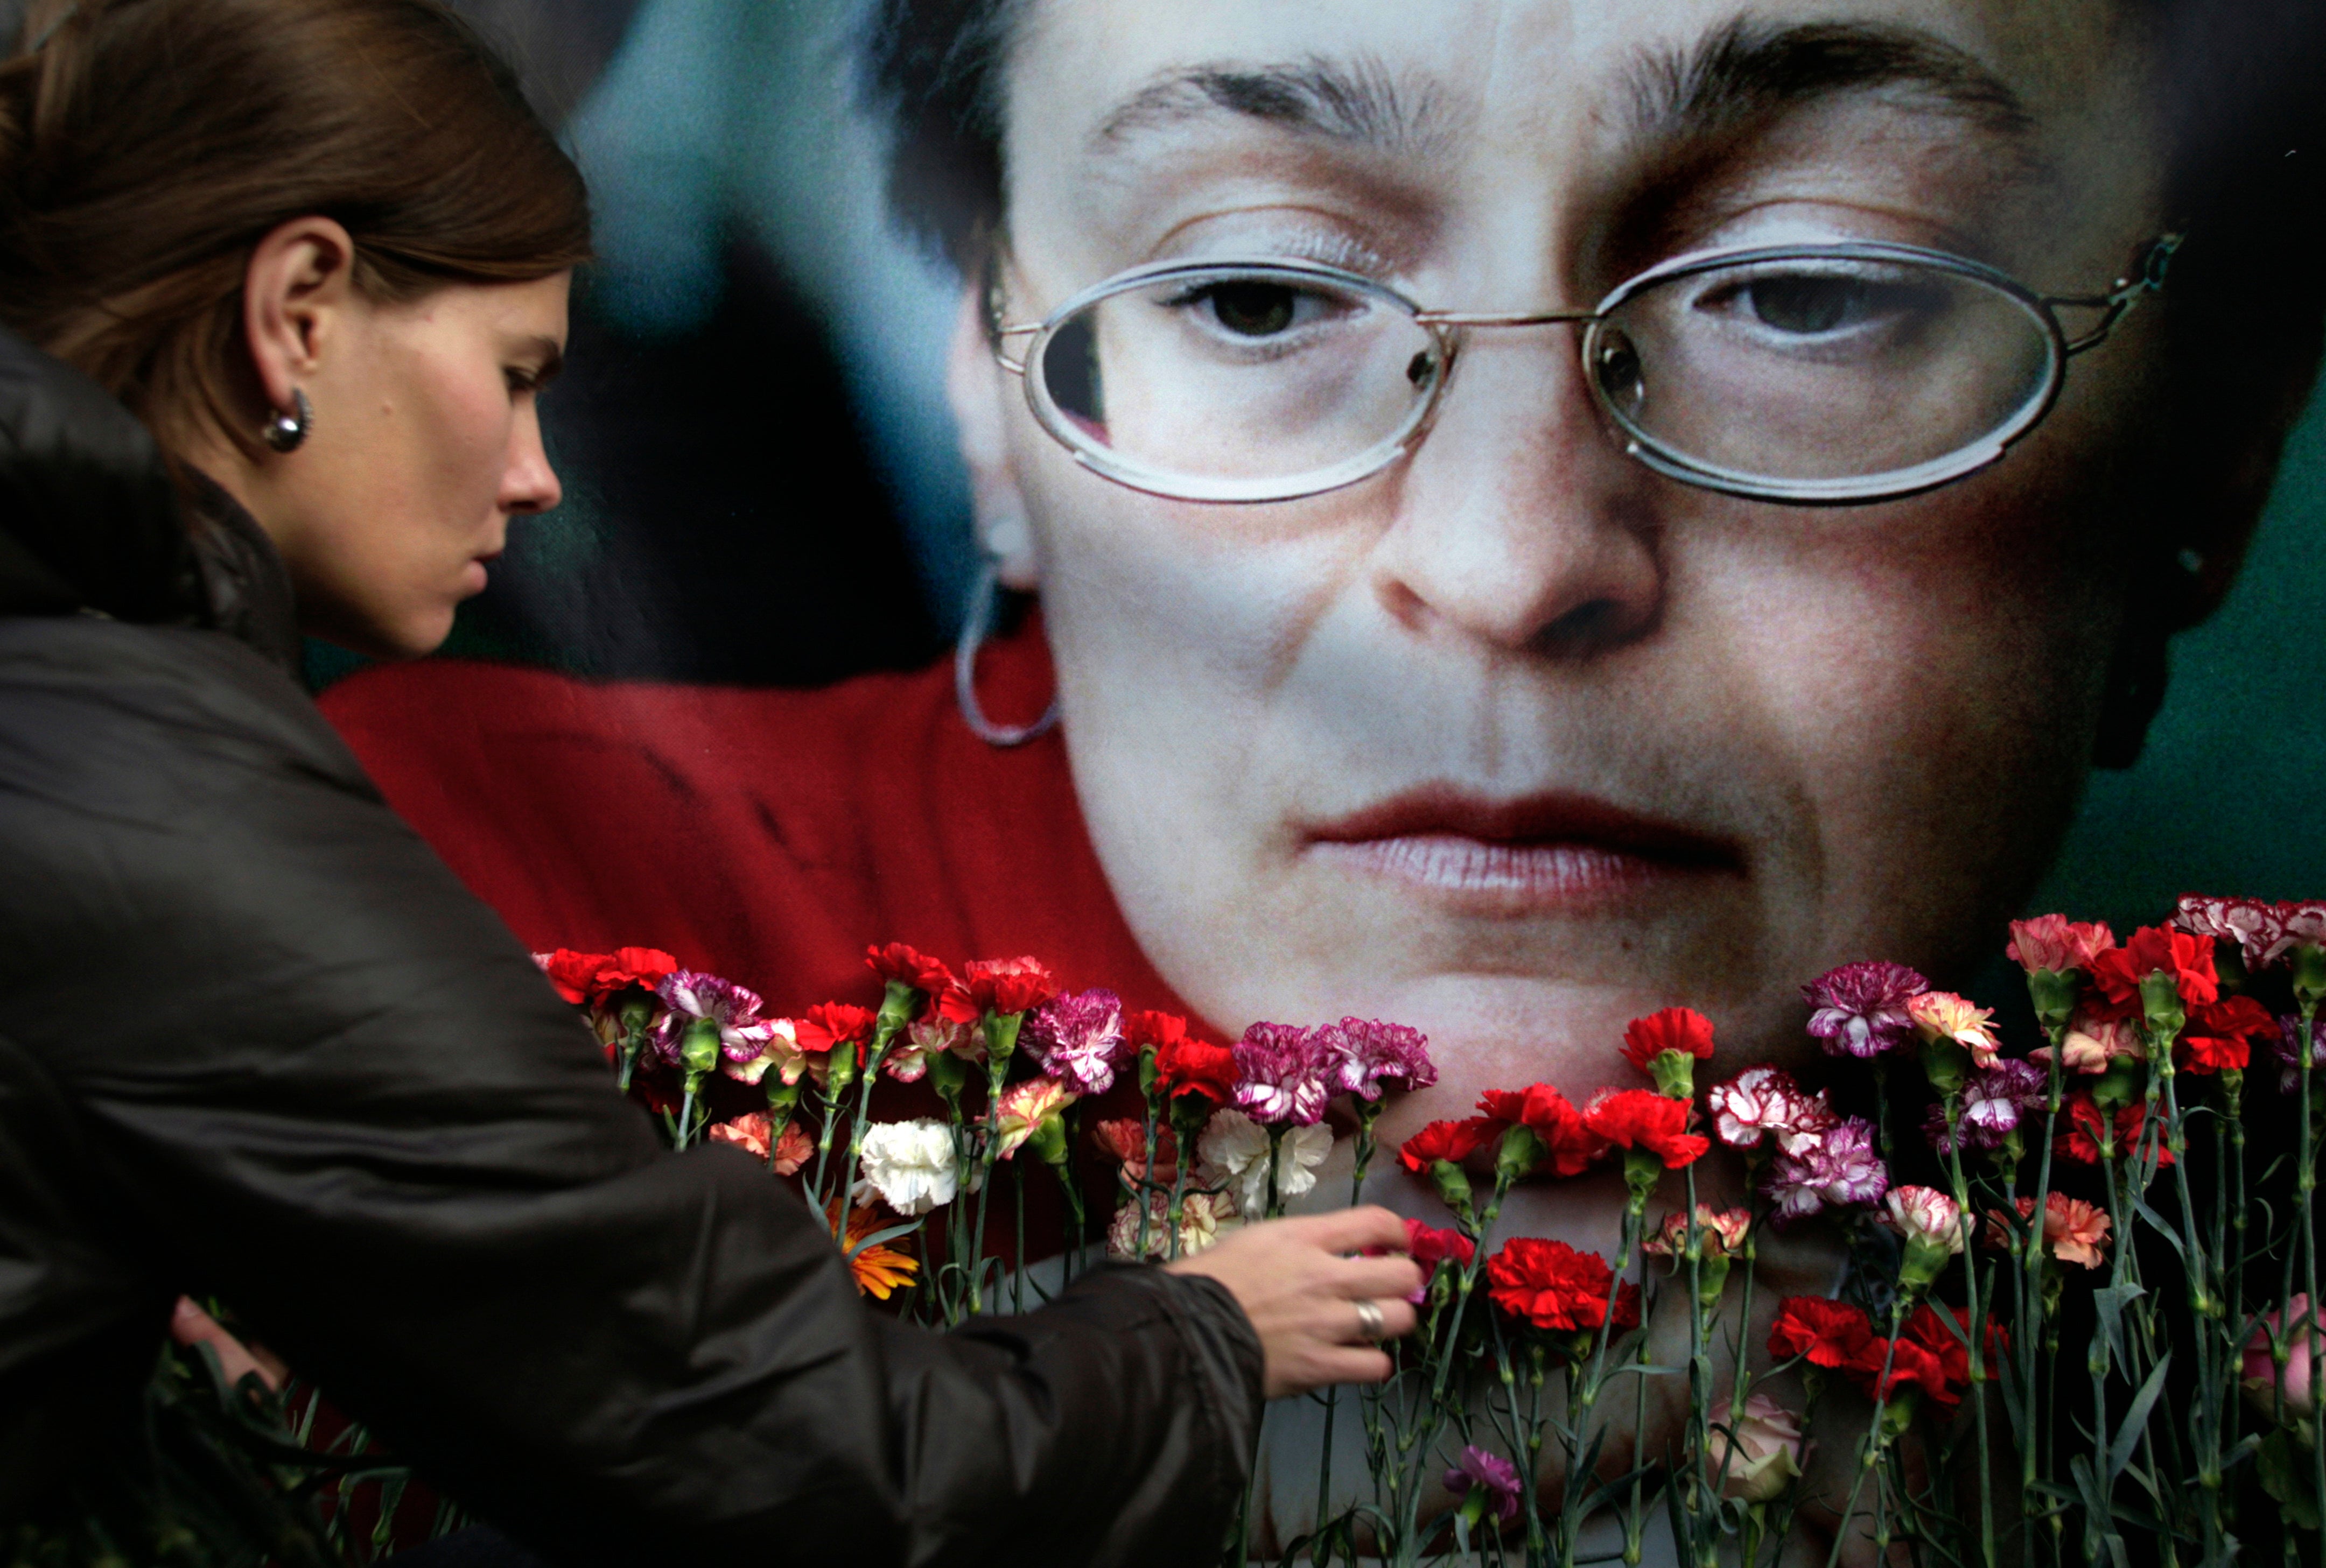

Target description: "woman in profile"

left=0, top=1, right=1420, bottom=1562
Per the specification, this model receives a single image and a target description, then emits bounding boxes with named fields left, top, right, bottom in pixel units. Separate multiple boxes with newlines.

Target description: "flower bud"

left=1647, top=1050, right=1697, bottom=1099
left=2243, top=1294, right=2326, bottom=1419
left=826, top=1039, right=860, bottom=1096
left=2024, top=968, right=2077, bottom=1031
left=1495, top=1124, right=1546, bottom=1183
left=2293, top=945, right=2326, bottom=1010
left=1710, top=1394, right=1806, bottom=1503
left=2091, top=1059, right=2142, bottom=1112
left=678, top=1017, right=721, bottom=1078
left=765, top=1078, right=803, bottom=1120
left=1027, top=1112, right=1070, bottom=1170
left=1430, top=1158, right=1474, bottom=1213
left=2138, top=969, right=2186, bottom=1040
left=1918, top=1034, right=1970, bottom=1099
left=925, top=1049, right=968, bottom=1102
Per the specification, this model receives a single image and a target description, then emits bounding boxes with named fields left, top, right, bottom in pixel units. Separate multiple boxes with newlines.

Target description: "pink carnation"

left=1232, top=1022, right=1334, bottom=1126
left=2174, top=896, right=2292, bottom=970
left=1802, top=961, right=1928, bottom=1058
left=1321, top=1016, right=1437, bottom=1101
left=1024, top=988, right=1129, bottom=1095
left=2006, top=914, right=2117, bottom=974
left=1762, top=1116, right=1888, bottom=1221
left=1707, top=1066, right=1836, bottom=1155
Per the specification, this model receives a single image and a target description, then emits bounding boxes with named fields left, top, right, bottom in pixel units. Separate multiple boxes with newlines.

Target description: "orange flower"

left=1984, top=1192, right=2111, bottom=1269
left=1907, top=990, right=2001, bottom=1069
left=829, top=1200, right=919, bottom=1300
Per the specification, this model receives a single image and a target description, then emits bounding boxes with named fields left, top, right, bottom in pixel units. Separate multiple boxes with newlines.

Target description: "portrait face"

left=277, top=271, right=571, bottom=659
left=951, top=0, right=2182, bottom=1132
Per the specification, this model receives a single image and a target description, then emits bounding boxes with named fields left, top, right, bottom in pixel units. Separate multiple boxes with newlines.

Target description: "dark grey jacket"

left=0, top=326, right=1261, bottom=1564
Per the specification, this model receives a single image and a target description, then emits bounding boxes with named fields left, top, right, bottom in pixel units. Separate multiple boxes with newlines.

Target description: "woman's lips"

left=1300, top=787, right=1740, bottom=915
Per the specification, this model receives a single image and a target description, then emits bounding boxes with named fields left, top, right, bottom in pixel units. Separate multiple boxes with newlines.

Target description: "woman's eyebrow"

left=1089, top=53, right=1444, bottom=158
left=1082, top=17, right=2039, bottom=173
left=1627, top=17, right=2039, bottom=158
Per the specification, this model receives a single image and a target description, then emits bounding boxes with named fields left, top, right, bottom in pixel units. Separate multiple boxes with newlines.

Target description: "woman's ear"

left=240, top=216, right=360, bottom=438
left=947, top=279, right=1041, bottom=591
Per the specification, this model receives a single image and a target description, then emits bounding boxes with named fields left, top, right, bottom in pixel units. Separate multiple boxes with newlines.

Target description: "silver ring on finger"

left=1355, top=1297, right=1385, bottom=1342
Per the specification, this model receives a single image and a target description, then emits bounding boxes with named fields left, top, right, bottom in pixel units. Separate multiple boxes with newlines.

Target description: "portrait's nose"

left=501, top=403, right=563, bottom=517
left=1366, top=330, right=1663, bottom=655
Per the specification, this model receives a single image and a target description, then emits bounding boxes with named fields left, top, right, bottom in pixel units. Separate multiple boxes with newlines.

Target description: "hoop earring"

left=955, top=556, right=1059, bottom=747
left=262, top=389, right=312, bottom=454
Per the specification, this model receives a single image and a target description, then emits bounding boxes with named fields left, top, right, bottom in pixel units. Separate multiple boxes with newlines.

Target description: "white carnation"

left=1196, top=1107, right=1332, bottom=1220
left=855, top=1118, right=959, bottom=1217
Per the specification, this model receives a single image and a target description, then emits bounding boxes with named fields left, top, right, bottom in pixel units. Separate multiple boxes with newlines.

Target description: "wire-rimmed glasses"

left=991, top=236, right=2179, bottom=506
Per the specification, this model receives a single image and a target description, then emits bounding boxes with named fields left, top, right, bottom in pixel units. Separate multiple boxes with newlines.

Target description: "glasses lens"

left=1596, top=251, right=2057, bottom=493
left=1031, top=265, right=1441, bottom=502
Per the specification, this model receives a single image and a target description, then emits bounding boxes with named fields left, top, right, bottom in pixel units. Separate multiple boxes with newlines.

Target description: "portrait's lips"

left=1300, top=785, right=1742, bottom=916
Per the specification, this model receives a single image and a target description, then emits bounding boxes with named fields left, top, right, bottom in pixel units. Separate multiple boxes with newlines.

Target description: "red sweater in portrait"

left=318, top=623, right=1194, bottom=1025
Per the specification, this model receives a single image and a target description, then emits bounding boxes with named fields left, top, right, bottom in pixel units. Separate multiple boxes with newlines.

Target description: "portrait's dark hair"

left=867, top=2, right=2324, bottom=301
left=0, top=0, right=593, bottom=456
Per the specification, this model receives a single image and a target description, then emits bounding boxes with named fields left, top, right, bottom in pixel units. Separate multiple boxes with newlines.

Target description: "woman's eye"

left=1725, top=273, right=1933, bottom=336
left=1183, top=280, right=1333, bottom=338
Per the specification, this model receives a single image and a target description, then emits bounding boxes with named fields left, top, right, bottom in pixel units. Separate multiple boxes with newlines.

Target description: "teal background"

left=2035, top=380, right=2326, bottom=925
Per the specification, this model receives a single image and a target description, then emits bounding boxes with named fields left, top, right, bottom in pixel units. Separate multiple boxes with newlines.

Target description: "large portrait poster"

left=309, top=0, right=2326, bottom=1555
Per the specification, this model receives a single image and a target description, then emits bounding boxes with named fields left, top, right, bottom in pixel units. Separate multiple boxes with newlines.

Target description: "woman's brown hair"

left=0, top=0, right=592, bottom=456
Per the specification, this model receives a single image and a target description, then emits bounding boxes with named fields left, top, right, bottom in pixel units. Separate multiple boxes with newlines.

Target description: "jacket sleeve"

left=0, top=621, right=1263, bottom=1566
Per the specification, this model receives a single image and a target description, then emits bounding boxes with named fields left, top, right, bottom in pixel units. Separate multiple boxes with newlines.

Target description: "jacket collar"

left=0, top=324, right=302, bottom=676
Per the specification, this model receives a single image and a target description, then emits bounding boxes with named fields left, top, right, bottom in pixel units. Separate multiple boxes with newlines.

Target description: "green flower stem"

left=1940, top=1094, right=1997, bottom=1568
left=2021, top=1015, right=2068, bottom=1553
left=1819, top=1301, right=1910, bottom=1568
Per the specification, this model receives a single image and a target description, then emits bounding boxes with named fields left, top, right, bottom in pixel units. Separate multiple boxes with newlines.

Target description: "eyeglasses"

left=991, top=235, right=2179, bottom=507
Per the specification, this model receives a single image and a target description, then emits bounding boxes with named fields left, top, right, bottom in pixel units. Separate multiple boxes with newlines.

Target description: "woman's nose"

left=1366, top=331, right=1664, bottom=655
left=501, top=404, right=563, bottom=516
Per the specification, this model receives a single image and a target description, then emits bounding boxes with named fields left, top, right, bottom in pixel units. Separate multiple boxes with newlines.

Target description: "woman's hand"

left=1164, top=1206, right=1423, bottom=1397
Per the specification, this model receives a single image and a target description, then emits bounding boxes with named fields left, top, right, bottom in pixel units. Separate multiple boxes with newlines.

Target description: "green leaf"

left=2092, top=1283, right=2145, bottom=1369
left=2257, top=1428, right=2324, bottom=1530
left=2107, top=1353, right=2171, bottom=1487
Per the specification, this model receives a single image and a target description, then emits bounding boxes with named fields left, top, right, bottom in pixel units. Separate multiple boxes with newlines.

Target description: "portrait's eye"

left=1699, top=268, right=1946, bottom=341
left=1205, top=281, right=1300, bottom=337
left=1161, top=276, right=1355, bottom=346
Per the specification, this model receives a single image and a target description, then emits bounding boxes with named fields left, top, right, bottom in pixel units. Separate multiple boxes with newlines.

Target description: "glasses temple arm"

left=2049, top=232, right=2185, bottom=356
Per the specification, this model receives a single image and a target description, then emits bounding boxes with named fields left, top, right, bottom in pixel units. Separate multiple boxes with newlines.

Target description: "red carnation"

left=1405, top=1217, right=1476, bottom=1277
left=1620, top=1007, right=1717, bottom=1068
left=1582, top=1088, right=1710, bottom=1168
left=2054, top=1095, right=2173, bottom=1166
left=961, top=956, right=1060, bottom=1017
left=1485, top=1237, right=1641, bottom=1333
left=1126, top=1010, right=1189, bottom=1051
left=2180, top=993, right=2274, bottom=1074
left=1475, top=1084, right=1612, bottom=1177
left=1845, top=1333, right=1954, bottom=1407
left=796, top=1001, right=878, bottom=1053
left=1768, top=1296, right=1877, bottom=1369
left=536, top=947, right=679, bottom=1006
left=1399, top=1118, right=1494, bottom=1173
left=2090, top=924, right=2218, bottom=1012
left=865, top=942, right=957, bottom=995
left=1154, top=1033, right=1239, bottom=1106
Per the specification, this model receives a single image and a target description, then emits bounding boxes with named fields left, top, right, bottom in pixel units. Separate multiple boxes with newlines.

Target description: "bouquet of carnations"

left=544, top=895, right=2326, bottom=1568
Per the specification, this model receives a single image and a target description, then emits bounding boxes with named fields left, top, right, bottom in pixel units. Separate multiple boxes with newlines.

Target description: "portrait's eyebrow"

left=1629, top=17, right=2037, bottom=151
left=1091, top=54, right=1443, bottom=157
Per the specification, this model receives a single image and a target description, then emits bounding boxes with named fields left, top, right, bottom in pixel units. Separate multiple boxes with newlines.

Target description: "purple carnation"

left=1024, top=988, right=1128, bottom=1096
left=1927, top=1059, right=2048, bottom=1154
left=1802, top=961, right=1929, bottom=1059
left=1322, top=1016, right=1437, bottom=1101
left=1444, top=1444, right=1523, bottom=1525
left=2273, top=1015, right=2326, bottom=1095
left=654, top=969, right=777, bottom=1064
left=1232, top=1022, right=1334, bottom=1126
left=1763, top=1115, right=1889, bottom=1221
